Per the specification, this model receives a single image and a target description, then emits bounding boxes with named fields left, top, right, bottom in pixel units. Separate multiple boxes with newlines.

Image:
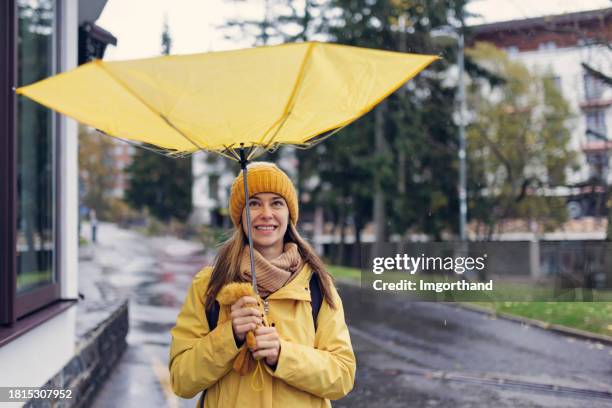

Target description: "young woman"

left=169, top=162, right=356, bottom=407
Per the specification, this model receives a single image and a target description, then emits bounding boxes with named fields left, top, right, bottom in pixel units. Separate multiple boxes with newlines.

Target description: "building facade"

left=0, top=0, right=113, bottom=394
left=472, top=8, right=612, bottom=218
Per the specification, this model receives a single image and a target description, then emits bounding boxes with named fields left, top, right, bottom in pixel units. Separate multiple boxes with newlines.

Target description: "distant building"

left=191, top=155, right=235, bottom=227
left=109, top=141, right=134, bottom=198
left=471, top=7, right=612, bottom=218
left=0, top=0, right=115, bottom=392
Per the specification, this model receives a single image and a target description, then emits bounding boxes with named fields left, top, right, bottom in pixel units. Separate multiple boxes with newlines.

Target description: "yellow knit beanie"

left=229, top=162, right=298, bottom=227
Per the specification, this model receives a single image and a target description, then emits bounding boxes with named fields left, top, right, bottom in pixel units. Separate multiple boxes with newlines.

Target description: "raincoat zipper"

left=263, top=299, right=269, bottom=316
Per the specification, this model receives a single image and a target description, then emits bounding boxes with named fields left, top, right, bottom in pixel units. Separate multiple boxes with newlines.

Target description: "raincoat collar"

left=265, top=263, right=313, bottom=302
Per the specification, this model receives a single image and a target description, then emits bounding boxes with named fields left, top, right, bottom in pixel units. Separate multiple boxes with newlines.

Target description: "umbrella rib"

left=298, top=125, right=347, bottom=148
left=257, top=42, right=316, bottom=148
left=222, top=144, right=242, bottom=161
left=95, top=61, right=205, bottom=154
left=218, top=150, right=240, bottom=161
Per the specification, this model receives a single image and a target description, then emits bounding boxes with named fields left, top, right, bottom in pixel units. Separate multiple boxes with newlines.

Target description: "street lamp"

left=431, top=25, right=468, bottom=241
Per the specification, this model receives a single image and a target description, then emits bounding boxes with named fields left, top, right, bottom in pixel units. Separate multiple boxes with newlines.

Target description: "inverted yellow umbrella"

left=17, top=41, right=438, bottom=293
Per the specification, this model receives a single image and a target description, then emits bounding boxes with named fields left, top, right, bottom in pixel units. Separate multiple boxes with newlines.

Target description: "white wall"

left=60, top=0, right=79, bottom=300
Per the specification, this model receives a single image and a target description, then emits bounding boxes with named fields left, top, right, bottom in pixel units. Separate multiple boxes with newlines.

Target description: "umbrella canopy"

left=17, top=41, right=438, bottom=160
left=16, top=41, right=438, bottom=295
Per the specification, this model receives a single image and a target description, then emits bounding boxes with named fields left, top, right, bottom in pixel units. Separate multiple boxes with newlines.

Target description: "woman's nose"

left=260, top=204, right=273, bottom=218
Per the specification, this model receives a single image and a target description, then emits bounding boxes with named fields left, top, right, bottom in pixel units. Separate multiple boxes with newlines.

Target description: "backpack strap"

left=206, top=300, right=220, bottom=331
left=309, top=272, right=323, bottom=331
left=198, top=392, right=205, bottom=408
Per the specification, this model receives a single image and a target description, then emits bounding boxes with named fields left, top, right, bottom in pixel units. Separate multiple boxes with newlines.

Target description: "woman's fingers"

left=250, top=325, right=280, bottom=366
left=233, top=316, right=262, bottom=338
left=252, top=348, right=277, bottom=359
left=235, top=322, right=257, bottom=334
left=233, top=315, right=262, bottom=327
left=253, top=340, right=278, bottom=350
left=253, top=332, right=277, bottom=342
left=231, top=298, right=263, bottom=342
left=251, top=326, right=280, bottom=349
left=254, top=326, right=276, bottom=336
left=230, top=306, right=262, bottom=320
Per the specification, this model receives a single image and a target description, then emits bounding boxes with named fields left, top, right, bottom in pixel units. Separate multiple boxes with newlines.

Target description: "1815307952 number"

left=7, top=389, right=72, bottom=400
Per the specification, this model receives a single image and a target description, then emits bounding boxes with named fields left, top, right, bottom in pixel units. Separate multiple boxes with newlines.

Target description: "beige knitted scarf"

left=239, top=242, right=304, bottom=298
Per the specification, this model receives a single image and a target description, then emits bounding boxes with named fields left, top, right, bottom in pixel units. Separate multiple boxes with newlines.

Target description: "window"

left=584, top=73, right=604, bottom=100
left=586, top=152, right=609, bottom=180
left=538, top=41, right=556, bottom=51
left=552, top=76, right=562, bottom=92
left=209, top=174, right=220, bottom=200
left=586, top=110, right=607, bottom=140
left=504, top=45, right=519, bottom=55
left=1, top=0, right=61, bottom=325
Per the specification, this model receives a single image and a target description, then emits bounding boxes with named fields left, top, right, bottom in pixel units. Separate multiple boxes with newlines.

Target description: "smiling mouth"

left=255, top=226, right=278, bottom=230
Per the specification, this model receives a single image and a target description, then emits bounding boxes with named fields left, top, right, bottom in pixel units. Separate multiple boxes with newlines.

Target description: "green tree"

left=78, top=126, right=118, bottom=218
left=466, top=42, right=577, bottom=238
left=298, top=0, right=470, bottom=241
left=124, top=18, right=193, bottom=222
left=125, top=149, right=192, bottom=221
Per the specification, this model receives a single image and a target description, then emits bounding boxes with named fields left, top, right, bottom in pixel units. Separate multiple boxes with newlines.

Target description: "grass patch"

left=328, top=265, right=361, bottom=281
left=327, top=264, right=612, bottom=337
left=475, top=301, right=612, bottom=337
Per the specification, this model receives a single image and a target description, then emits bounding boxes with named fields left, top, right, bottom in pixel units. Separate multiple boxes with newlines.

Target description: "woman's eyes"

left=248, top=200, right=284, bottom=207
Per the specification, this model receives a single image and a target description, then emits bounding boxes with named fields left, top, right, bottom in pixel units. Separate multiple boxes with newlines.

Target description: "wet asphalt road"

left=339, top=287, right=612, bottom=407
left=88, top=224, right=612, bottom=407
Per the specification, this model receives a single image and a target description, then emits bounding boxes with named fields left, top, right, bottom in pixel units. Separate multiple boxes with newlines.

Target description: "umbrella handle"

left=240, top=147, right=258, bottom=295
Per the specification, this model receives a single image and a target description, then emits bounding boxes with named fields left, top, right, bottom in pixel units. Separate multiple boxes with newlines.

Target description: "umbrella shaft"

left=240, top=150, right=258, bottom=295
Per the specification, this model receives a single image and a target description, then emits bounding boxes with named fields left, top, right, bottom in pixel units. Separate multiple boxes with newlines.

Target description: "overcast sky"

left=97, top=0, right=610, bottom=61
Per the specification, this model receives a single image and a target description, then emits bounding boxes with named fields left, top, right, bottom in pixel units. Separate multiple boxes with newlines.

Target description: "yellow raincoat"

left=169, top=264, right=356, bottom=407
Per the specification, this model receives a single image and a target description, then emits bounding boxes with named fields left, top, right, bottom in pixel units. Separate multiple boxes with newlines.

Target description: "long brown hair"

left=204, top=223, right=337, bottom=311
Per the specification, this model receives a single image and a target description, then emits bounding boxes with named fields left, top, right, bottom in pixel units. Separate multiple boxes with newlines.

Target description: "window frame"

left=584, top=72, right=604, bottom=101
left=0, top=0, right=17, bottom=326
left=1, top=0, right=65, bottom=328
left=586, top=109, right=607, bottom=140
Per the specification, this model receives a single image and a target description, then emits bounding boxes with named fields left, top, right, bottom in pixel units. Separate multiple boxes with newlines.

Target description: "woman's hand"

left=252, top=326, right=281, bottom=367
left=230, top=296, right=262, bottom=343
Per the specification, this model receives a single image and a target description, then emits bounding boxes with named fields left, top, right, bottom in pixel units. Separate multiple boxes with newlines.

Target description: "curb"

left=454, top=302, right=612, bottom=346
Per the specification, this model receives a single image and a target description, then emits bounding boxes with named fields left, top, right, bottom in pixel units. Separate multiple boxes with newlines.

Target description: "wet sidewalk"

left=81, top=223, right=211, bottom=408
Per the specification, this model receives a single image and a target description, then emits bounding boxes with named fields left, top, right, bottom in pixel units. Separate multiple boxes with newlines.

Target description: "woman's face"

left=242, top=192, right=290, bottom=254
